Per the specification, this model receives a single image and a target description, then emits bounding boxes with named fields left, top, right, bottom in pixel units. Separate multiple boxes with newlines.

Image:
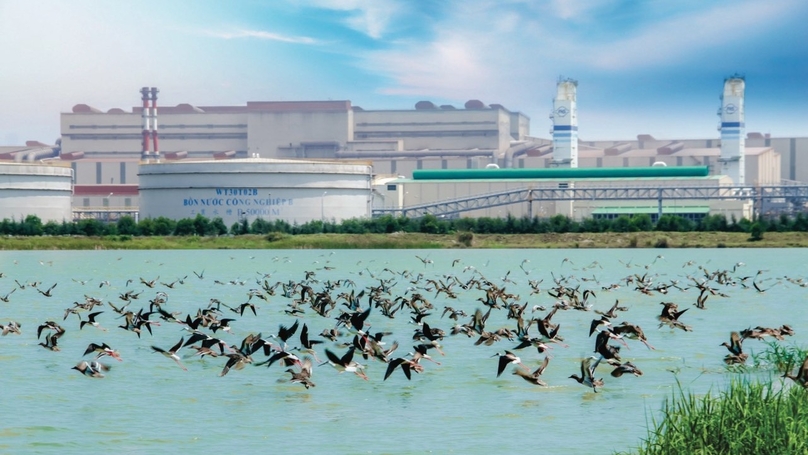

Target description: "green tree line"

left=2, top=212, right=807, bottom=237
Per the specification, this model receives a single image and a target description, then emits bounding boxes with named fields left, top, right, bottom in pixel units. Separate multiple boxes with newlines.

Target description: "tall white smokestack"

left=150, top=87, right=160, bottom=161
left=717, top=75, right=745, bottom=185
left=550, top=77, right=578, bottom=168
left=140, top=87, right=151, bottom=161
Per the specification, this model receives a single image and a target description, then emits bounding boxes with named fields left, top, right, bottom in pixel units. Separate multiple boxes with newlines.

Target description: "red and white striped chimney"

left=150, top=87, right=160, bottom=161
left=140, top=87, right=151, bottom=161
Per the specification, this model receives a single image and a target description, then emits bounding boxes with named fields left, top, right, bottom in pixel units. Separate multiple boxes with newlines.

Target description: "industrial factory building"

left=379, top=166, right=753, bottom=222
left=0, top=75, right=806, bottom=224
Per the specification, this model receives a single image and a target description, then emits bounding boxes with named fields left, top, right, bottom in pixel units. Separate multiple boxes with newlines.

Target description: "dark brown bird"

left=783, top=354, right=808, bottom=388
left=512, top=356, right=551, bottom=386
left=220, top=351, right=253, bottom=376
left=39, top=332, right=62, bottom=351
left=610, top=361, right=643, bottom=377
left=720, top=331, right=748, bottom=365
left=72, top=360, right=110, bottom=378
left=594, top=330, right=623, bottom=366
left=282, top=357, right=315, bottom=388
left=612, top=321, right=655, bottom=350
left=657, top=302, right=692, bottom=331
left=569, top=356, right=604, bottom=392
left=37, top=283, right=57, bottom=297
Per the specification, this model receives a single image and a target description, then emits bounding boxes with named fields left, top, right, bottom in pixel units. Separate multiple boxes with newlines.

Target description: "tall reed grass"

left=621, top=343, right=808, bottom=454
left=621, top=377, right=808, bottom=454
left=751, top=341, right=808, bottom=372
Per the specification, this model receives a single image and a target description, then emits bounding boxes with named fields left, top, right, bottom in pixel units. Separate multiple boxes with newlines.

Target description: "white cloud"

left=361, top=0, right=802, bottom=100
left=202, top=29, right=322, bottom=45
left=299, top=0, right=401, bottom=38
left=358, top=5, right=552, bottom=100
left=369, top=35, right=493, bottom=97
left=548, top=0, right=610, bottom=20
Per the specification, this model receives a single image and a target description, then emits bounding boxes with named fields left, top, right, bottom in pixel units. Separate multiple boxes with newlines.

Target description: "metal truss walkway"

left=372, top=185, right=808, bottom=218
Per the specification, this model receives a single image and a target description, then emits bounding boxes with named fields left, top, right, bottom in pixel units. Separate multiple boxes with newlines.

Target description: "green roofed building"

left=376, top=165, right=753, bottom=221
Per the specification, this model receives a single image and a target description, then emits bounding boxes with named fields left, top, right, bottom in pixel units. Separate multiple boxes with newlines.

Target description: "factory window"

left=124, top=198, right=132, bottom=207
left=387, top=184, right=397, bottom=191
left=95, top=162, right=102, bottom=184
left=120, top=162, right=126, bottom=184
left=83, top=198, right=90, bottom=207
left=70, top=124, right=140, bottom=129
left=103, top=198, right=109, bottom=208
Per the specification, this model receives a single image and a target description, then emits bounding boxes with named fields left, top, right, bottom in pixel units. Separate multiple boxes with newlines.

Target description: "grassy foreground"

left=1, top=231, right=808, bottom=250
left=620, top=342, right=808, bottom=455
left=619, top=379, right=808, bottom=455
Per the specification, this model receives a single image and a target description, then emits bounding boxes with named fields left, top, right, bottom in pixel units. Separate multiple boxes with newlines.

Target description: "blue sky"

left=2, top=0, right=807, bottom=145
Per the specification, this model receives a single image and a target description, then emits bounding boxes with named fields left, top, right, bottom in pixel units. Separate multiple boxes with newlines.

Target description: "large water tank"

left=0, top=163, right=73, bottom=222
left=138, top=158, right=373, bottom=225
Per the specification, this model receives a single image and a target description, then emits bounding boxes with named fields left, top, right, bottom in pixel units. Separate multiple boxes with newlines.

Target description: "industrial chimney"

left=150, top=87, right=160, bottom=161
left=549, top=77, right=578, bottom=168
left=717, top=75, right=745, bottom=185
left=140, top=87, right=151, bottom=161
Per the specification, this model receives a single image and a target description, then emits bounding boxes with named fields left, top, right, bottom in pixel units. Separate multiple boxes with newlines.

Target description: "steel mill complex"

left=1, top=76, right=806, bottom=224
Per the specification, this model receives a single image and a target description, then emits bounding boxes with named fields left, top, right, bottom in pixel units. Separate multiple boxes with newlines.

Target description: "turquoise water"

left=1, top=248, right=805, bottom=454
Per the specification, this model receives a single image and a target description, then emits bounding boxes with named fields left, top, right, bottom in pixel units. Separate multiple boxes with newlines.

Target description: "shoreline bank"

left=2, top=231, right=807, bottom=250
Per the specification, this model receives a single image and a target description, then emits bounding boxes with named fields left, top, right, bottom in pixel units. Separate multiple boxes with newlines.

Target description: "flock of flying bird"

left=2, top=253, right=808, bottom=393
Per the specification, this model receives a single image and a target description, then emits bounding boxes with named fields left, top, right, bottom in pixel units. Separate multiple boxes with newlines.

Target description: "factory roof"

left=393, top=175, right=723, bottom=184
left=411, top=166, right=710, bottom=180
left=139, top=157, right=372, bottom=166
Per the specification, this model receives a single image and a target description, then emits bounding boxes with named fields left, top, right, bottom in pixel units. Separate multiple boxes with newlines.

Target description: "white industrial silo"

left=717, top=75, right=745, bottom=185
left=549, top=77, right=579, bottom=168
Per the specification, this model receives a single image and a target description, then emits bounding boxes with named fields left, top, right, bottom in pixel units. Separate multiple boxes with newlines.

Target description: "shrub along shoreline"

left=8, top=212, right=808, bottom=238
left=2, top=231, right=808, bottom=250
left=2, top=212, right=808, bottom=249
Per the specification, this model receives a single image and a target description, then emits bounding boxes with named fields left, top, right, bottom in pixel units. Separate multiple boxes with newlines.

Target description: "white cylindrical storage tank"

left=138, top=158, right=373, bottom=225
left=0, top=163, right=74, bottom=222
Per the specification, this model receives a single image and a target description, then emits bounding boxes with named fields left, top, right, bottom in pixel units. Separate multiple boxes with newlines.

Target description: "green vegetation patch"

left=622, top=378, right=808, bottom=455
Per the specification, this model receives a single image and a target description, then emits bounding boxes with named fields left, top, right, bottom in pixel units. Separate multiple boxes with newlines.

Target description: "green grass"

left=620, top=377, right=808, bottom=455
left=618, top=342, right=808, bottom=454
left=752, top=342, right=808, bottom=372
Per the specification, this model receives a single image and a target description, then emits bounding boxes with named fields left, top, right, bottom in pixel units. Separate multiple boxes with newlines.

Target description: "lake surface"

left=1, top=248, right=806, bottom=454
